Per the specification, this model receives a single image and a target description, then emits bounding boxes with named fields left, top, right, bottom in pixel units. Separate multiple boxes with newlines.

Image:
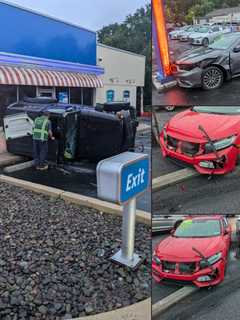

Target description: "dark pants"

left=33, top=140, right=48, bottom=167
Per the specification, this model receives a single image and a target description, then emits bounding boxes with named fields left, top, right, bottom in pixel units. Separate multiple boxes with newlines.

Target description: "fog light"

left=197, top=276, right=211, bottom=282
left=199, top=161, right=215, bottom=169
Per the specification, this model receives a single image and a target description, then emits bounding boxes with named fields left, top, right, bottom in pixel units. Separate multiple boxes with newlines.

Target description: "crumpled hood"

left=166, top=109, right=240, bottom=141
left=156, top=235, right=223, bottom=262
left=176, top=47, right=225, bottom=64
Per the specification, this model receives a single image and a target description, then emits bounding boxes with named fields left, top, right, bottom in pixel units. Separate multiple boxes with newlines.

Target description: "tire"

left=202, top=66, right=224, bottom=90
left=202, top=38, right=209, bottom=47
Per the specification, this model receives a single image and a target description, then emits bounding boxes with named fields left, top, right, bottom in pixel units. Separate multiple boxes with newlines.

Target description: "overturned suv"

left=3, top=98, right=138, bottom=164
left=160, top=106, right=240, bottom=175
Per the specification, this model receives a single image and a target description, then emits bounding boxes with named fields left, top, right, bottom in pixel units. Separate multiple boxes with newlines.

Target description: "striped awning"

left=0, top=65, right=103, bottom=88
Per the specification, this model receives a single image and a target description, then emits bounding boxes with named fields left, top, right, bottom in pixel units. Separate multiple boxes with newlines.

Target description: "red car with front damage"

left=152, top=216, right=231, bottom=288
left=160, top=106, right=240, bottom=175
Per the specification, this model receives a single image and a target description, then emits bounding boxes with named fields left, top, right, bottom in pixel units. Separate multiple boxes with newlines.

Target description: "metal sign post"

left=97, top=152, right=149, bottom=269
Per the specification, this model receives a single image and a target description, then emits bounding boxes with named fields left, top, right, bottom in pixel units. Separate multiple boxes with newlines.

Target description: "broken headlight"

left=199, top=252, right=222, bottom=269
left=177, top=62, right=201, bottom=71
left=153, top=256, right=161, bottom=265
left=205, top=135, right=236, bottom=153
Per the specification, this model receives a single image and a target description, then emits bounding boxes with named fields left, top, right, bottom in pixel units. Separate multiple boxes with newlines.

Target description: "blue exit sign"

left=97, top=152, right=149, bottom=205
left=120, top=158, right=149, bottom=203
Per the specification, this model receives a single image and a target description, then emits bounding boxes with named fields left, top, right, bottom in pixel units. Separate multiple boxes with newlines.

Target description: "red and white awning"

left=0, top=65, right=103, bottom=88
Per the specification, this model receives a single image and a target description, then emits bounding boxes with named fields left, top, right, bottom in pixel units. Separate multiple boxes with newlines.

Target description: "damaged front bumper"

left=172, top=67, right=203, bottom=88
left=160, top=133, right=239, bottom=175
left=152, top=259, right=225, bottom=288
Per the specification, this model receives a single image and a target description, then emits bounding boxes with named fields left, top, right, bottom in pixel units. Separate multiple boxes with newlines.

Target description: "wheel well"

left=204, top=64, right=228, bottom=80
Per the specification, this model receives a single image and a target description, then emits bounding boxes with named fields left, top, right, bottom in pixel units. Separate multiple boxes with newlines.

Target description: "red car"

left=152, top=215, right=231, bottom=288
left=160, top=106, right=240, bottom=175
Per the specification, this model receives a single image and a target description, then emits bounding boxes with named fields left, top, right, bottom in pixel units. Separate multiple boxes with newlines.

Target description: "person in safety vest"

left=32, top=110, right=55, bottom=170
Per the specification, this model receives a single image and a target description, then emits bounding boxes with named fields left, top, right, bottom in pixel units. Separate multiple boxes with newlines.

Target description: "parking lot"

left=153, top=108, right=240, bottom=214
left=153, top=38, right=240, bottom=106
left=152, top=217, right=240, bottom=320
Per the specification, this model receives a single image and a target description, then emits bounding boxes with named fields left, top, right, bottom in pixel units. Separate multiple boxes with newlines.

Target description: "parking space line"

left=152, top=286, right=198, bottom=318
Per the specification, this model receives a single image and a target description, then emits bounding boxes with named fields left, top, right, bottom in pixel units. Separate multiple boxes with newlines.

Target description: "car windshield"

left=198, top=27, right=209, bottom=33
left=209, top=34, right=240, bottom=49
left=192, top=106, right=240, bottom=114
left=174, top=219, right=221, bottom=238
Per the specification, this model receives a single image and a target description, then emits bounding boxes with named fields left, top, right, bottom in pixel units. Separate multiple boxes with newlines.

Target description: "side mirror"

left=233, top=46, right=240, bottom=53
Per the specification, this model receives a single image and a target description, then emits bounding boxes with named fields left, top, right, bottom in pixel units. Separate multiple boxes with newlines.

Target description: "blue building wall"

left=0, top=2, right=97, bottom=65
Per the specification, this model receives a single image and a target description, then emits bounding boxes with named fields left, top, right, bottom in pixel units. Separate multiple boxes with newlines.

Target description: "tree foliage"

left=165, top=0, right=240, bottom=24
left=98, top=4, right=151, bottom=105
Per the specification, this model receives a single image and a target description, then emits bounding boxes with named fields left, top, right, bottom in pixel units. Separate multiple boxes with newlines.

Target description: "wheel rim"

left=203, top=69, right=222, bottom=89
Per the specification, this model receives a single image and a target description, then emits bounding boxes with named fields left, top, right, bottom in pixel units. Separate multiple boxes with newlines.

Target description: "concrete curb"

left=152, top=168, right=199, bottom=191
left=0, top=153, right=23, bottom=167
left=0, top=175, right=151, bottom=226
left=3, top=160, right=34, bottom=173
left=74, top=298, right=151, bottom=320
left=152, top=287, right=198, bottom=318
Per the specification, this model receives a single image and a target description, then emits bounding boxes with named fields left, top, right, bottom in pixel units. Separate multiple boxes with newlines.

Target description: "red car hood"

left=156, top=236, right=223, bottom=262
left=167, top=109, right=240, bottom=142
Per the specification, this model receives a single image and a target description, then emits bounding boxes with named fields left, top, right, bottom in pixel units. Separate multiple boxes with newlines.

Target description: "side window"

left=212, top=26, right=219, bottom=32
left=106, top=90, right=114, bottom=102
left=123, top=90, right=130, bottom=102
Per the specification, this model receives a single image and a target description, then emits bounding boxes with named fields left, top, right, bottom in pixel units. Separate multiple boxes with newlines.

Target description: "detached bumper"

left=152, top=259, right=225, bottom=288
left=160, top=134, right=239, bottom=175
left=173, top=67, right=203, bottom=88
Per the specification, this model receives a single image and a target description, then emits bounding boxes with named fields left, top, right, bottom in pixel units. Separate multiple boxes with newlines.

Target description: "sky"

left=5, top=0, right=150, bottom=31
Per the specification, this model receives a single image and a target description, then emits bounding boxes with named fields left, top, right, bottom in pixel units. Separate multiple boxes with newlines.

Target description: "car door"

left=4, top=113, right=34, bottom=140
left=210, top=26, right=221, bottom=42
left=222, top=218, right=231, bottom=250
left=229, top=39, right=240, bottom=76
left=3, top=112, right=34, bottom=157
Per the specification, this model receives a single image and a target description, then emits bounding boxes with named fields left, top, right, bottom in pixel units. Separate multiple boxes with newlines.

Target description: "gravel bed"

left=0, top=183, right=151, bottom=319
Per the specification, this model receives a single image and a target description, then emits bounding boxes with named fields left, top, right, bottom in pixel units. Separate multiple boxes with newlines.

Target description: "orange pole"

left=152, top=0, right=171, bottom=76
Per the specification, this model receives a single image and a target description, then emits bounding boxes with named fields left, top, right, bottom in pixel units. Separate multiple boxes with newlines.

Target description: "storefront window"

left=123, top=90, right=130, bottom=102
left=56, top=87, right=69, bottom=103
left=106, top=90, right=114, bottom=102
left=0, top=85, right=17, bottom=125
left=70, top=88, right=82, bottom=104
left=83, top=88, right=93, bottom=106
left=37, top=87, right=55, bottom=98
left=19, top=86, right=36, bottom=100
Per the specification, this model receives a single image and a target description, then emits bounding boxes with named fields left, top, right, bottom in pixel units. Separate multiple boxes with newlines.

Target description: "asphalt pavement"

left=153, top=172, right=240, bottom=215
left=152, top=220, right=240, bottom=320
left=153, top=39, right=240, bottom=106
left=4, top=123, right=151, bottom=212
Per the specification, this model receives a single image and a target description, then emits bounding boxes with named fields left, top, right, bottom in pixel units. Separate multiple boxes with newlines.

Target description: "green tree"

left=165, top=0, right=240, bottom=24
left=98, top=4, right=151, bottom=105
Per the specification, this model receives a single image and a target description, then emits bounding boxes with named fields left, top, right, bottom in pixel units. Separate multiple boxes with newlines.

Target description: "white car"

left=179, top=25, right=200, bottom=41
left=189, top=25, right=223, bottom=46
left=169, top=26, right=190, bottom=40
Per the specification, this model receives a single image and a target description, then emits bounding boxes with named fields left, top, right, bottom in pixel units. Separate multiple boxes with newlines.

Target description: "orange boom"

left=152, top=0, right=171, bottom=76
